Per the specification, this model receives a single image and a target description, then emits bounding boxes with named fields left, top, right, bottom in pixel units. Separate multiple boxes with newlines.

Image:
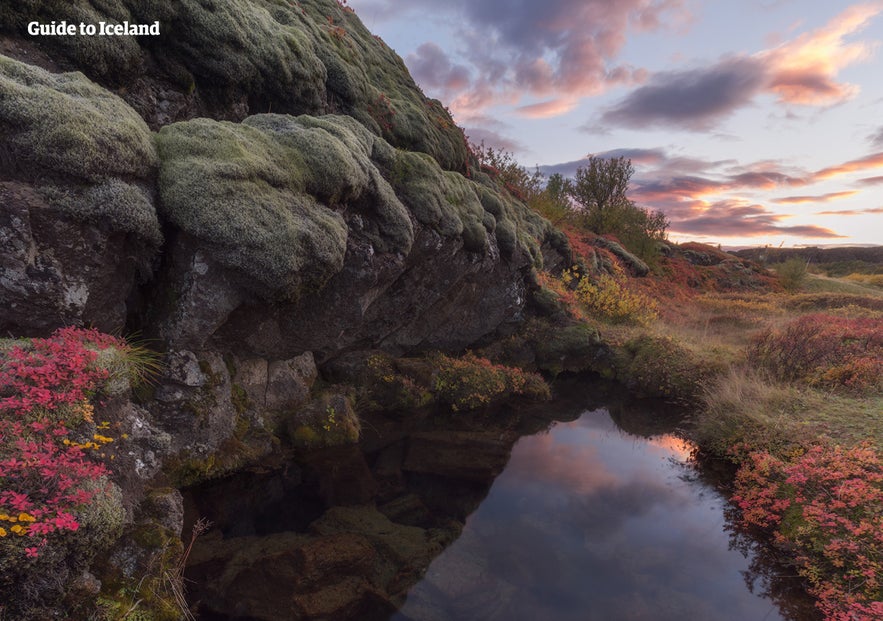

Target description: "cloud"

left=600, top=4, right=883, bottom=131
left=537, top=146, right=880, bottom=240
left=772, top=190, right=860, bottom=204
left=871, top=127, right=883, bottom=147
left=600, top=57, right=767, bottom=130
left=351, top=0, right=690, bottom=117
left=761, top=3, right=882, bottom=106
left=669, top=200, right=845, bottom=238
left=815, top=206, right=883, bottom=215
left=728, top=171, right=809, bottom=189
left=516, top=98, right=580, bottom=118
left=406, top=43, right=472, bottom=98
left=814, top=151, right=883, bottom=180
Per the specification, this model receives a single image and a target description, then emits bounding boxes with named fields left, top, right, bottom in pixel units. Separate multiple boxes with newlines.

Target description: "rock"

left=594, top=237, right=649, bottom=276
left=287, top=392, right=361, bottom=449
left=266, top=352, right=318, bottom=411
left=188, top=531, right=394, bottom=621
left=0, top=182, right=152, bottom=335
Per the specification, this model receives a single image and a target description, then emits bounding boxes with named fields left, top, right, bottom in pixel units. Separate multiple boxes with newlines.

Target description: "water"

left=184, top=381, right=817, bottom=621
left=390, top=409, right=789, bottom=621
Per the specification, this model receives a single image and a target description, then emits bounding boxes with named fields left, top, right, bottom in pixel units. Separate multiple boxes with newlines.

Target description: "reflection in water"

left=184, top=381, right=818, bottom=621
left=390, top=409, right=809, bottom=621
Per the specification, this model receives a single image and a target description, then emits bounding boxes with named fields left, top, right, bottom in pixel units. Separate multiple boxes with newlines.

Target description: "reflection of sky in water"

left=392, top=408, right=786, bottom=621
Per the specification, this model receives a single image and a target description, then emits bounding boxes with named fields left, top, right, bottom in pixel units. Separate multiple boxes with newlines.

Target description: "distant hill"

left=734, top=246, right=883, bottom=268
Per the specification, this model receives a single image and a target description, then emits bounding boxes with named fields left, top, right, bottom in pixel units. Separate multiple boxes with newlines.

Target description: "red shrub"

left=733, top=444, right=883, bottom=620
left=747, top=314, right=883, bottom=393
left=0, top=328, right=123, bottom=558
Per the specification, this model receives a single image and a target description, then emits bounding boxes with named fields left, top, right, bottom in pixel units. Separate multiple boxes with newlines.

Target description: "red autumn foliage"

left=747, top=314, right=883, bottom=393
left=733, top=444, right=883, bottom=620
left=0, top=328, right=123, bottom=558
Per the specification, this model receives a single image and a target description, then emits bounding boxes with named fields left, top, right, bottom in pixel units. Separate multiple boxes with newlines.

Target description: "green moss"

left=620, top=335, right=721, bottom=403
left=0, top=3, right=141, bottom=81
left=0, top=54, right=156, bottom=182
left=231, top=384, right=250, bottom=414
left=286, top=392, right=360, bottom=449
left=532, top=322, right=602, bottom=376
left=156, top=113, right=420, bottom=298
left=39, top=181, right=162, bottom=246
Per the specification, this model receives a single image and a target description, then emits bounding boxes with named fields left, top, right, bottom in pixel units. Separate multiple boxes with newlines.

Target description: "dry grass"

left=697, top=367, right=883, bottom=457
left=656, top=272, right=883, bottom=458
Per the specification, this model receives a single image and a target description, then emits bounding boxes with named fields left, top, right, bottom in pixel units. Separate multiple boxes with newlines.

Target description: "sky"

left=347, top=0, right=883, bottom=247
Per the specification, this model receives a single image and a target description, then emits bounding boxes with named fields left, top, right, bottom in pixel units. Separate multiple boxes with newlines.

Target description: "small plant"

left=561, top=267, right=658, bottom=325
left=775, top=257, right=808, bottom=291
left=432, top=352, right=550, bottom=411
left=733, top=443, right=883, bottom=619
left=747, top=314, right=882, bottom=394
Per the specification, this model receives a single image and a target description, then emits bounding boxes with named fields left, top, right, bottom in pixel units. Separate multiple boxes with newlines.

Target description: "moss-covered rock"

left=0, top=54, right=156, bottom=183
left=156, top=113, right=419, bottom=299
left=618, top=335, right=721, bottom=403
left=287, top=391, right=360, bottom=449
left=1, top=0, right=468, bottom=171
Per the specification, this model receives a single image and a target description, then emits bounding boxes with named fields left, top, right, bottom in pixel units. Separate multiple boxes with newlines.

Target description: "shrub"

left=562, top=268, right=658, bottom=325
left=747, top=314, right=882, bottom=394
left=733, top=444, right=883, bottom=619
left=0, top=328, right=128, bottom=615
left=622, top=335, right=717, bottom=403
left=432, top=352, right=550, bottom=411
left=774, top=258, right=808, bottom=291
left=363, top=354, right=432, bottom=412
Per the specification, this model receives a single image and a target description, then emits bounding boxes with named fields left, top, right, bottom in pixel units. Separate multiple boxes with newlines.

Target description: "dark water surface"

left=390, top=409, right=786, bottom=621
left=185, top=381, right=817, bottom=621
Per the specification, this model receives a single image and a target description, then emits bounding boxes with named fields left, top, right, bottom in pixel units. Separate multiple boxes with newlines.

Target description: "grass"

left=801, top=272, right=883, bottom=296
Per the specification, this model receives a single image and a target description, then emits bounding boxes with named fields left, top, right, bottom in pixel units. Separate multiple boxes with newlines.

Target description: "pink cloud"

left=353, top=0, right=690, bottom=118
left=600, top=4, right=883, bottom=131
left=772, top=190, right=861, bottom=204
left=814, top=151, right=883, bottom=180
left=761, top=3, right=882, bottom=106
left=814, top=206, right=883, bottom=215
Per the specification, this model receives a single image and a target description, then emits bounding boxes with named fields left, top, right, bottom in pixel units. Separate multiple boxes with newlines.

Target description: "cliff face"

left=0, top=5, right=576, bottom=617
left=0, top=0, right=567, bottom=358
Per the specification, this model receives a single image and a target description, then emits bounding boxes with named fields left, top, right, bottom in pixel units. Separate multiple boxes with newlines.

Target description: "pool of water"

left=389, top=408, right=794, bottom=621
left=184, top=381, right=818, bottom=621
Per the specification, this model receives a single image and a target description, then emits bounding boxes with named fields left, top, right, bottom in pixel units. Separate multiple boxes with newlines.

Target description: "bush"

left=0, top=328, right=129, bottom=615
left=733, top=444, right=883, bottom=620
left=562, top=268, right=658, bottom=325
left=775, top=258, right=808, bottom=291
left=432, top=352, right=550, bottom=411
left=747, top=314, right=882, bottom=394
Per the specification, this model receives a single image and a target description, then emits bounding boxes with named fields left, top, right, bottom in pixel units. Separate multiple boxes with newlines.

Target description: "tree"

left=569, top=156, right=634, bottom=234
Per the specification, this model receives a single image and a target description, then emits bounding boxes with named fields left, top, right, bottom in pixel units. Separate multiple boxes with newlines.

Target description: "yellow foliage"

left=562, top=268, right=657, bottom=325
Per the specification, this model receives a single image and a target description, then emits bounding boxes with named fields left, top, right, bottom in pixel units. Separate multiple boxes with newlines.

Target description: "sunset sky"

left=348, top=0, right=883, bottom=247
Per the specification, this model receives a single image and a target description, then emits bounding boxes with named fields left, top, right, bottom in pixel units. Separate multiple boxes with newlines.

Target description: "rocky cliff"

left=0, top=4, right=577, bottom=618
left=1, top=0, right=567, bottom=358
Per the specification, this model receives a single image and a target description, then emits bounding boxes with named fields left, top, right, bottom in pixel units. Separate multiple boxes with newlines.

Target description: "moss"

left=0, top=54, right=156, bottom=182
left=620, top=335, right=720, bottom=404
left=156, top=113, right=419, bottom=298
left=531, top=322, right=603, bottom=376
left=39, top=181, right=162, bottom=247
left=231, top=384, right=250, bottom=414
left=286, top=392, right=360, bottom=449
left=392, top=149, right=556, bottom=256
left=0, top=2, right=141, bottom=81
